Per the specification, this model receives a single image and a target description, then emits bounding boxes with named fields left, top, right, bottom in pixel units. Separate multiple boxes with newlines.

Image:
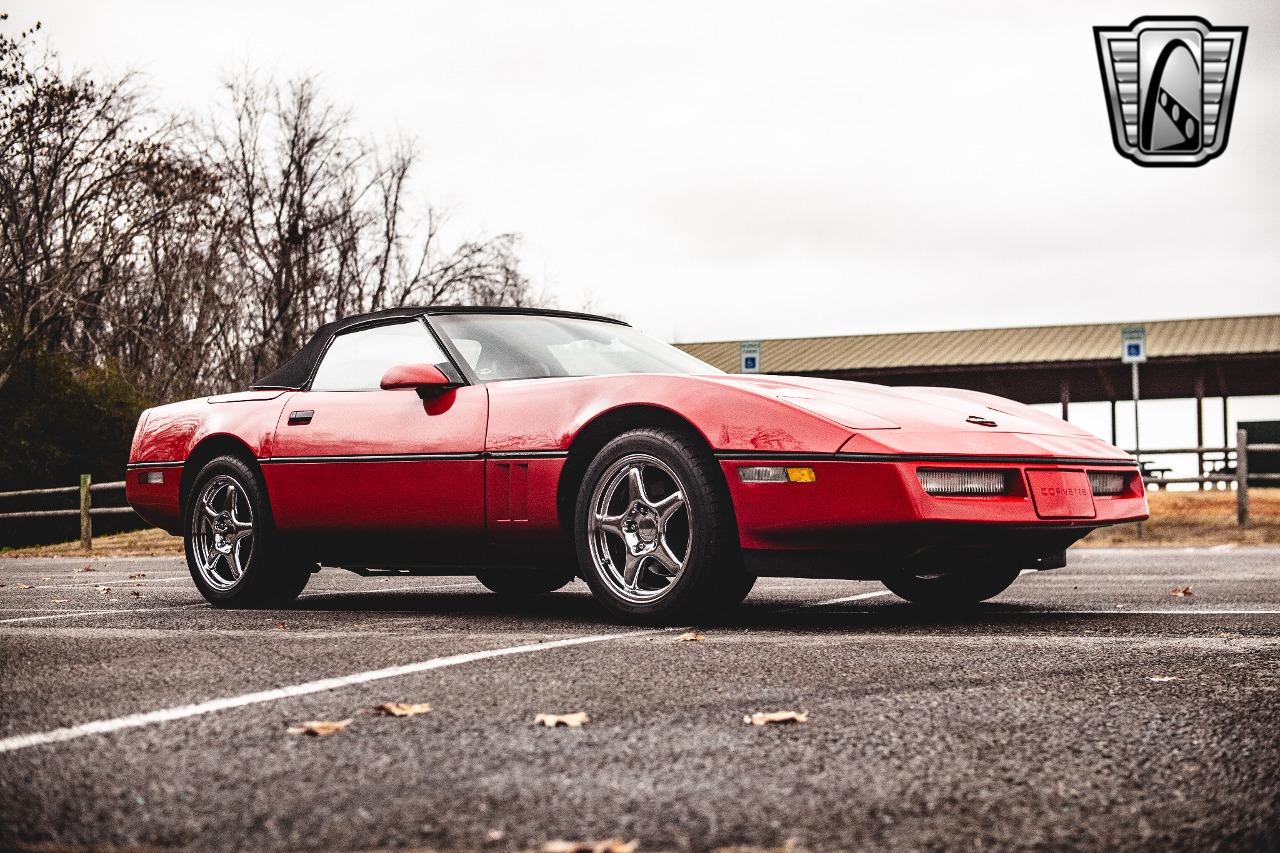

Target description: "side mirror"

left=379, top=363, right=458, bottom=398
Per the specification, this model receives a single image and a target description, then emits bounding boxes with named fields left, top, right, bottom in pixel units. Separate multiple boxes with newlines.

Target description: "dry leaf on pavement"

left=129, top=590, right=141, bottom=597
left=287, top=719, right=353, bottom=737
left=374, top=702, right=432, bottom=717
left=1170, top=586, right=1194, bottom=597
left=534, top=711, right=590, bottom=728
left=128, top=573, right=145, bottom=579
left=97, top=587, right=111, bottom=595
left=743, top=710, right=810, bottom=726
left=79, top=566, right=94, bottom=572
left=1148, top=676, right=1183, bottom=683
left=15, top=583, right=33, bottom=589
left=674, top=631, right=705, bottom=642
left=540, top=839, right=638, bottom=853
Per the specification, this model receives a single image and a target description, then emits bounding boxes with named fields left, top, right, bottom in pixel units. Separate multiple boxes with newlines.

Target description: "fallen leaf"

left=674, top=631, right=705, bottom=642
left=41, top=577, right=51, bottom=581
left=128, top=573, right=146, bottom=579
left=129, top=590, right=141, bottom=598
left=1170, top=586, right=1194, bottom=597
left=98, top=587, right=111, bottom=595
left=287, top=719, right=352, bottom=737
left=540, top=840, right=638, bottom=853
left=374, top=702, right=432, bottom=717
left=743, top=710, right=810, bottom=726
left=15, top=583, right=33, bottom=589
left=275, top=622, right=287, bottom=630
left=534, top=711, right=590, bottom=728
left=486, top=829, right=506, bottom=842
left=1148, top=676, right=1183, bottom=683
left=79, top=566, right=95, bottom=572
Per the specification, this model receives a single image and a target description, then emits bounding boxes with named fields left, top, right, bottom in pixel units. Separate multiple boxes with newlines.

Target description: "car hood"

left=699, top=374, right=1098, bottom=439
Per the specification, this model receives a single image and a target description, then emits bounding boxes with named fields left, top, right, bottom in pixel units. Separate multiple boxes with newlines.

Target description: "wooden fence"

left=0, top=476, right=134, bottom=552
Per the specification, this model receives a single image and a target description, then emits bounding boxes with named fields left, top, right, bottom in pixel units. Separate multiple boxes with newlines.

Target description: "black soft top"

left=251, top=306, right=627, bottom=390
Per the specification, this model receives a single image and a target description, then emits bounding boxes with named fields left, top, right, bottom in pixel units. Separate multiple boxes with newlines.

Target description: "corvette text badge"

left=1094, top=16, right=1246, bottom=167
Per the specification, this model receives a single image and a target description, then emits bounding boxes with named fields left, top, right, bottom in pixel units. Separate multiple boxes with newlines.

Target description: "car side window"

left=309, top=321, right=449, bottom=391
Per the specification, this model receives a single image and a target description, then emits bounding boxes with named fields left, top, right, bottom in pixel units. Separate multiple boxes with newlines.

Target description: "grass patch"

left=2, top=526, right=182, bottom=558
left=1081, top=488, right=1280, bottom=546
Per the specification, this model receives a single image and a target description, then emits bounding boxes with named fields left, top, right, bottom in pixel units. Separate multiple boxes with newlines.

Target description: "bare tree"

left=0, top=17, right=547, bottom=401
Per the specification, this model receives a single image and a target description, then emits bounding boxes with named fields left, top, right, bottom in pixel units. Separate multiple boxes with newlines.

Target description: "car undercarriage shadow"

left=287, top=586, right=1159, bottom=635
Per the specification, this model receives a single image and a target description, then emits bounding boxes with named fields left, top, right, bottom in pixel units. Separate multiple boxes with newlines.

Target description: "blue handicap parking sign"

left=743, top=356, right=757, bottom=370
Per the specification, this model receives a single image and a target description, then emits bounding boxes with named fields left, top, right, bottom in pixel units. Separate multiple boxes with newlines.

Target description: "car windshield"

left=432, top=313, right=720, bottom=382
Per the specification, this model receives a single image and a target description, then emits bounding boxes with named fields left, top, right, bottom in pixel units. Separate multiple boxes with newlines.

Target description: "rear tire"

left=881, top=566, right=1021, bottom=606
left=476, top=568, right=574, bottom=596
left=574, top=427, right=753, bottom=623
left=184, top=456, right=314, bottom=608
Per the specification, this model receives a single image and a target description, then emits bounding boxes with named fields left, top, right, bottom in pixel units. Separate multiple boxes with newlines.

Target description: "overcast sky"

left=14, top=0, right=1280, bottom=345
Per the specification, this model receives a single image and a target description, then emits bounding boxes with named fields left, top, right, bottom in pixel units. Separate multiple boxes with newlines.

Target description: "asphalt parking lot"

left=1, top=547, right=1278, bottom=852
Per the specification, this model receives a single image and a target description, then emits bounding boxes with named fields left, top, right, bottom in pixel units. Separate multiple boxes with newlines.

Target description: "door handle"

left=288, top=410, right=314, bottom=426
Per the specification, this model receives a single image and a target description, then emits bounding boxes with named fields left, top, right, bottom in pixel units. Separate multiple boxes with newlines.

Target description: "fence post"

left=80, top=474, right=92, bottom=552
left=1236, top=429, right=1249, bottom=528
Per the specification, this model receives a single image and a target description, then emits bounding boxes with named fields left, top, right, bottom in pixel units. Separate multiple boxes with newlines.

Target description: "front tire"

left=574, top=427, right=754, bottom=622
left=881, top=566, right=1021, bottom=607
left=184, top=456, right=314, bottom=607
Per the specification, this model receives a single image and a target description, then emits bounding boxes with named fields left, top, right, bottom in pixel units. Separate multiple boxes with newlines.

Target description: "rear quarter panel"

left=126, top=391, right=291, bottom=532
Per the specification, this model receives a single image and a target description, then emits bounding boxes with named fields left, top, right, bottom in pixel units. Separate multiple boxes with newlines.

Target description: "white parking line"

left=809, top=590, right=895, bottom=607
left=1032, top=609, right=1280, bottom=615
left=0, top=604, right=209, bottom=624
left=0, top=628, right=668, bottom=754
left=301, top=581, right=481, bottom=598
left=27, top=577, right=189, bottom=590
left=0, top=581, right=482, bottom=623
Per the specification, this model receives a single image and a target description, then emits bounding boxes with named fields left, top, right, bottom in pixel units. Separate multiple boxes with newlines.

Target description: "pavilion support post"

left=1222, top=396, right=1230, bottom=456
left=1059, top=378, right=1070, bottom=422
left=1109, top=399, right=1117, bottom=446
left=1194, top=373, right=1205, bottom=490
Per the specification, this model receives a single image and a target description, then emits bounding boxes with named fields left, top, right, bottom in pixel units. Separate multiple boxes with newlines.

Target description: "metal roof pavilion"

left=675, top=314, right=1280, bottom=407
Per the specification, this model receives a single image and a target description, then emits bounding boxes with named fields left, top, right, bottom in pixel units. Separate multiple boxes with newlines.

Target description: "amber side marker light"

left=1088, top=471, right=1128, bottom=496
left=917, top=469, right=1009, bottom=496
left=739, top=466, right=817, bottom=483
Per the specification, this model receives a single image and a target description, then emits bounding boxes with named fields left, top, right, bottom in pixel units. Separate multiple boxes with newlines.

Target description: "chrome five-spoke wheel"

left=191, top=474, right=255, bottom=591
left=588, top=453, right=691, bottom=604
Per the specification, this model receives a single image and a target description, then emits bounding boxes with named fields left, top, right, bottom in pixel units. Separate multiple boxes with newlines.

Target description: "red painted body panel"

left=126, top=365, right=1148, bottom=565
left=486, top=458, right=566, bottom=541
left=484, top=375, right=857, bottom=453
left=263, top=386, right=488, bottom=535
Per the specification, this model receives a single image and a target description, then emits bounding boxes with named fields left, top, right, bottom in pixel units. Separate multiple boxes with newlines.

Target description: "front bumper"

left=720, top=454, right=1147, bottom=554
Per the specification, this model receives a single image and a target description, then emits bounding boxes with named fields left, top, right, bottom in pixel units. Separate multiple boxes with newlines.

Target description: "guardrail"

left=0, top=475, right=135, bottom=552
left=1127, top=430, right=1280, bottom=527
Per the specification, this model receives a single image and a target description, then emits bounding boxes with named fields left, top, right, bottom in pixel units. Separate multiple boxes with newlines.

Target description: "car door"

left=262, top=318, right=488, bottom=547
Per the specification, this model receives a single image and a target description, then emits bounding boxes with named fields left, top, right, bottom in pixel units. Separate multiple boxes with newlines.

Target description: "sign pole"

left=1121, top=326, right=1147, bottom=541
left=1131, top=360, right=1140, bottom=460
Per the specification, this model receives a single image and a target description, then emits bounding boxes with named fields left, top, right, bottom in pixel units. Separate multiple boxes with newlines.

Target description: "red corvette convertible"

left=126, top=307, right=1148, bottom=620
